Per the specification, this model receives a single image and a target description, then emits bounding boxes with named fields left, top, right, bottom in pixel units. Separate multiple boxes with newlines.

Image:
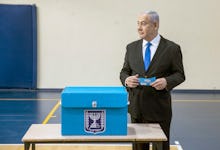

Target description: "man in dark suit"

left=120, top=11, right=185, bottom=150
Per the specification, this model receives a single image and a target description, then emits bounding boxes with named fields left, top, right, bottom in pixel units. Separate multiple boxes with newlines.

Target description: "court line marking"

left=175, top=141, right=183, bottom=150
left=42, top=100, right=60, bottom=124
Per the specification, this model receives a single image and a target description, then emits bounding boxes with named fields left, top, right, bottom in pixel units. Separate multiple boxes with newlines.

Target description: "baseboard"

left=172, top=89, right=220, bottom=94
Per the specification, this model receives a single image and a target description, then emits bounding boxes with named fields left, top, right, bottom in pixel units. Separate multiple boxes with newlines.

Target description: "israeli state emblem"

left=84, top=110, right=106, bottom=134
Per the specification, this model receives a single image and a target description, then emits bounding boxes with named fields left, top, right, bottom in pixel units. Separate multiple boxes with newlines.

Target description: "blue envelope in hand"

left=138, top=77, right=156, bottom=86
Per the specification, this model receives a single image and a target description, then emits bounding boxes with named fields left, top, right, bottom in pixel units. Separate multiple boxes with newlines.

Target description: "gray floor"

left=171, top=90, right=220, bottom=150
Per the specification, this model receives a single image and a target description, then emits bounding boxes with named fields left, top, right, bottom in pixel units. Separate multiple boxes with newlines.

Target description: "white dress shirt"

left=142, top=34, right=161, bottom=61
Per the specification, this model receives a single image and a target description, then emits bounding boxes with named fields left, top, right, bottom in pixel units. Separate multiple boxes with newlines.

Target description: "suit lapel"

left=146, top=36, right=166, bottom=73
left=137, top=40, right=146, bottom=76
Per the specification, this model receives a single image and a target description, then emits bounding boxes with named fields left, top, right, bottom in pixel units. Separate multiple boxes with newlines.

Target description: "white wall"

left=1, top=0, right=220, bottom=89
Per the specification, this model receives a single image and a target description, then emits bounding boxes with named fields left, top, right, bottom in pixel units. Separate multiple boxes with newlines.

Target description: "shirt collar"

left=142, top=34, right=161, bottom=47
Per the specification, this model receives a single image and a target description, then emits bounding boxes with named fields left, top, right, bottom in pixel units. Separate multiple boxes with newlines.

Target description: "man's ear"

left=154, top=22, right=159, bottom=30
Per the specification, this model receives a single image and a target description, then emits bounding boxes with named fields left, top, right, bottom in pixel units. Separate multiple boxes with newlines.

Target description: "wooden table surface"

left=22, top=123, right=167, bottom=143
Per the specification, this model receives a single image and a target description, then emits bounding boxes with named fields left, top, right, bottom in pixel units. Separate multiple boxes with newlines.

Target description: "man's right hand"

left=125, top=74, right=139, bottom=88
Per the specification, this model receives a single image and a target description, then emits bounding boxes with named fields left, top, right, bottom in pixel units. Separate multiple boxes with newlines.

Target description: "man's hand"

left=125, top=74, right=139, bottom=88
left=151, top=78, right=167, bottom=90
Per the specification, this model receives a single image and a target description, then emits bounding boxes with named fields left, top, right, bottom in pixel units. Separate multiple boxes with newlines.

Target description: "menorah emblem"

left=84, top=110, right=106, bottom=134
left=89, top=112, right=101, bottom=128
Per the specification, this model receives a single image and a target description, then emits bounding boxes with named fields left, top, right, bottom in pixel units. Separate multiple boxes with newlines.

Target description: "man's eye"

left=138, top=22, right=147, bottom=26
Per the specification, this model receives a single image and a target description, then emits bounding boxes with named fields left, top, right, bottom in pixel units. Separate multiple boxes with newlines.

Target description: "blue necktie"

left=144, top=42, right=152, bottom=71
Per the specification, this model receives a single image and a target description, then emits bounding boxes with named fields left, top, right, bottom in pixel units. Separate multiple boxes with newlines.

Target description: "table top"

left=22, top=123, right=167, bottom=143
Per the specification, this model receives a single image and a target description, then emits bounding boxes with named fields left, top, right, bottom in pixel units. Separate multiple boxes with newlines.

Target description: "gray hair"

left=143, top=11, right=159, bottom=23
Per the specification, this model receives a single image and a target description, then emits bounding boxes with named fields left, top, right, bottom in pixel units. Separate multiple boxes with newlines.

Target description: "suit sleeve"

left=165, top=45, right=185, bottom=91
left=120, top=46, right=131, bottom=86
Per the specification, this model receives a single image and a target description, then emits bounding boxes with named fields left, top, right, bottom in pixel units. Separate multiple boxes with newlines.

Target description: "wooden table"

left=22, top=123, right=167, bottom=150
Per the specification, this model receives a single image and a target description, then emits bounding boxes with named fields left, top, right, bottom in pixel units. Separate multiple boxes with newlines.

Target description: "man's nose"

left=138, top=26, right=142, bottom=31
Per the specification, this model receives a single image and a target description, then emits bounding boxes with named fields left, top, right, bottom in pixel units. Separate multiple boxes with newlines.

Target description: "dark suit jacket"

left=120, top=36, right=185, bottom=121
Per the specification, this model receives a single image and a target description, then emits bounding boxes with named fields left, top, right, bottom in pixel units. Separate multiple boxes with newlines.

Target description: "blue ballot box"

left=61, top=86, right=128, bottom=135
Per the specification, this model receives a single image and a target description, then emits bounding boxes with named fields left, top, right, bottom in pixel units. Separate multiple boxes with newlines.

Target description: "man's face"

left=137, top=14, right=158, bottom=41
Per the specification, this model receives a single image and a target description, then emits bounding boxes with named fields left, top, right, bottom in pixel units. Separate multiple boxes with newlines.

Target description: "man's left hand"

left=151, top=78, right=167, bottom=90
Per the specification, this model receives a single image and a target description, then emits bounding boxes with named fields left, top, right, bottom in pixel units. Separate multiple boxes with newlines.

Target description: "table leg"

left=32, top=143, right=35, bottom=150
left=24, top=143, right=30, bottom=150
left=152, top=142, right=163, bottom=150
left=132, top=142, right=136, bottom=150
